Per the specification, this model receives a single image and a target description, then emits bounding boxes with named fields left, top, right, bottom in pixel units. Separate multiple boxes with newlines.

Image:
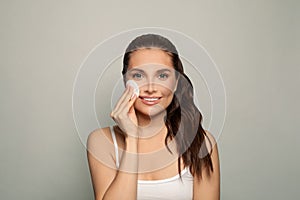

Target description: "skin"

left=87, top=49, right=220, bottom=200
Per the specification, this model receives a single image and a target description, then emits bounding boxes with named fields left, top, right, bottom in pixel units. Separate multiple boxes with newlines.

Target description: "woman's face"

left=126, top=48, right=178, bottom=117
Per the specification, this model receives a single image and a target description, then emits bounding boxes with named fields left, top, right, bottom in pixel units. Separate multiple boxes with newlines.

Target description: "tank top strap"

left=110, top=126, right=120, bottom=169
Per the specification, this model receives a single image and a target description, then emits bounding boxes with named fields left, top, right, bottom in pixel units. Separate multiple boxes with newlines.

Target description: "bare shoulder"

left=86, top=127, right=116, bottom=159
left=202, top=130, right=220, bottom=176
left=87, top=126, right=125, bottom=151
left=193, top=130, right=220, bottom=200
left=86, top=127, right=120, bottom=199
left=87, top=127, right=111, bottom=143
left=204, top=130, right=218, bottom=153
left=87, top=127, right=111, bottom=149
left=203, top=130, right=220, bottom=178
left=204, top=130, right=216, bottom=143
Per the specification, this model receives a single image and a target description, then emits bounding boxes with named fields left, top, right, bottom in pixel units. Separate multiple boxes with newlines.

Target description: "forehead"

left=128, top=48, right=173, bottom=70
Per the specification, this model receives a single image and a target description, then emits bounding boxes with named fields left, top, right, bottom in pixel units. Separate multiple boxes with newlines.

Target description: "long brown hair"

left=122, top=34, right=214, bottom=180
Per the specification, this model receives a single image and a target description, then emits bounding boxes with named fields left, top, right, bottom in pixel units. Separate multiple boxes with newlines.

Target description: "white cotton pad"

left=126, top=80, right=140, bottom=97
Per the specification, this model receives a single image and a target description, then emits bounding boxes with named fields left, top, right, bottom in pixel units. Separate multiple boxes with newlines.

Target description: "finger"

left=112, top=86, right=130, bottom=114
left=116, top=87, right=135, bottom=114
left=113, top=91, right=136, bottom=121
left=115, top=86, right=130, bottom=109
left=115, top=93, right=137, bottom=120
left=128, top=94, right=138, bottom=114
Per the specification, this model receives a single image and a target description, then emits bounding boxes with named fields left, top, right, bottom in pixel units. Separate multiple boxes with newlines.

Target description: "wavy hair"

left=122, top=34, right=214, bottom=180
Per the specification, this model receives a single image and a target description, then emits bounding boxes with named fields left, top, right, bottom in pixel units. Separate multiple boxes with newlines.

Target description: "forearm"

left=102, top=137, right=139, bottom=200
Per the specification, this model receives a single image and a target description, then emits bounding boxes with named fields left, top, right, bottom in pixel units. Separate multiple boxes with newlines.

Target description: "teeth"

left=143, top=98, right=159, bottom=101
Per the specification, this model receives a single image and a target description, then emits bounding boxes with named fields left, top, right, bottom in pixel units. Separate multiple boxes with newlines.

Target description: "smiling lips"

left=139, top=96, right=162, bottom=105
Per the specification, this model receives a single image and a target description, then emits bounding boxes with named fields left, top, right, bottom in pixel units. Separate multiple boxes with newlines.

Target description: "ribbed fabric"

left=110, top=126, right=193, bottom=200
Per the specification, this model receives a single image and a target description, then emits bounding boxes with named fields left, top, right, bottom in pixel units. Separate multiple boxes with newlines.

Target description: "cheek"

left=160, top=81, right=177, bottom=95
left=162, top=78, right=177, bottom=92
left=160, top=88, right=175, bottom=106
left=161, top=88, right=173, bottom=96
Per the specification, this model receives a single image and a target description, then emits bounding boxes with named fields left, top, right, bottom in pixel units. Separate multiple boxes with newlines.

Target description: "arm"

left=87, top=129, right=139, bottom=200
left=193, top=131, right=220, bottom=200
left=87, top=86, right=140, bottom=199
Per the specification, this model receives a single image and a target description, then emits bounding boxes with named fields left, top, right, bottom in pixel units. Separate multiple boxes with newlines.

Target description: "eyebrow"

left=129, top=68, right=172, bottom=73
left=156, top=69, right=172, bottom=73
left=129, top=68, right=144, bottom=73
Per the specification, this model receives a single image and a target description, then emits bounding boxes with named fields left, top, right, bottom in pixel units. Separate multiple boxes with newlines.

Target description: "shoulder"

left=204, top=130, right=216, bottom=143
left=203, top=130, right=220, bottom=176
left=193, top=130, right=220, bottom=198
left=86, top=127, right=116, bottom=158
left=87, top=126, right=125, bottom=150
left=203, top=130, right=218, bottom=153
left=87, top=127, right=112, bottom=147
left=87, top=127, right=112, bottom=140
left=198, top=130, right=220, bottom=175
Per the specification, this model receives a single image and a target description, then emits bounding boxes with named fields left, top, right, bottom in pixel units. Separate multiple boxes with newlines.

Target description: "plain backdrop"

left=1, top=0, right=299, bottom=199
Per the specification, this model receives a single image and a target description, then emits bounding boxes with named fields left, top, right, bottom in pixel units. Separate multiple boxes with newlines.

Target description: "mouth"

left=139, top=96, right=162, bottom=105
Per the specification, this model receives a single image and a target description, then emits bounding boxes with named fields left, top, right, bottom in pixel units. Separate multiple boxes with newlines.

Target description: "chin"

left=135, top=104, right=167, bottom=117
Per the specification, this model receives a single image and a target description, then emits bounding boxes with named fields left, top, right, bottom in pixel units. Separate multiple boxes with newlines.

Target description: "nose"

left=145, top=79, right=157, bottom=93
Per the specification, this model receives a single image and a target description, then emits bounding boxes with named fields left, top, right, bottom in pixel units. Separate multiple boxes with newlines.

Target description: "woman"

left=87, top=34, right=220, bottom=200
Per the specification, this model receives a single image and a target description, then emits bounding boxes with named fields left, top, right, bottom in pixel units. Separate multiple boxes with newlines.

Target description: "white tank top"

left=110, top=126, right=194, bottom=200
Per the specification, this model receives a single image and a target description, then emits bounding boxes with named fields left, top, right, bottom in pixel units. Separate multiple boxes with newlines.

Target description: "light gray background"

left=1, top=0, right=299, bottom=199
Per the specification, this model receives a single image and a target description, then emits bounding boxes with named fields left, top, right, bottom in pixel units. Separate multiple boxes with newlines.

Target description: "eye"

left=158, top=73, right=169, bottom=80
left=132, top=73, right=143, bottom=80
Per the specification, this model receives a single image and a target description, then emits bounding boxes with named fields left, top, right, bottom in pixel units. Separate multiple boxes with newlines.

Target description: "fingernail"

left=130, top=94, right=136, bottom=100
